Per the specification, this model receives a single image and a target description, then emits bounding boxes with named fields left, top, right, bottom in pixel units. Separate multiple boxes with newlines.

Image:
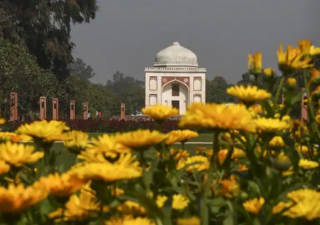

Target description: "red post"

left=83, top=102, right=88, bottom=120
left=301, top=90, right=308, bottom=121
left=10, top=92, right=18, bottom=121
left=120, top=103, right=125, bottom=120
left=52, top=98, right=59, bottom=120
left=40, top=96, right=47, bottom=120
left=70, top=100, right=75, bottom=120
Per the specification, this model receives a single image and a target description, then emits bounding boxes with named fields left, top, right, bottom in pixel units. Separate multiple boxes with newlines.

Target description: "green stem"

left=275, top=77, right=284, bottom=106
left=201, top=131, right=219, bottom=225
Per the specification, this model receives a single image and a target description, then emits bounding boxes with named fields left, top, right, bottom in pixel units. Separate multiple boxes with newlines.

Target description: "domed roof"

left=154, top=42, right=198, bottom=67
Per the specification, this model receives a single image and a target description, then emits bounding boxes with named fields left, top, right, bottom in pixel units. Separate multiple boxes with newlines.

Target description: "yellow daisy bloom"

left=213, top=175, right=240, bottom=198
left=71, top=163, right=142, bottom=182
left=298, top=39, right=320, bottom=56
left=176, top=156, right=209, bottom=172
left=179, top=103, right=256, bottom=132
left=16, top=120, right=69, bottom=141
left=0, top=142, right=44, bottom=167
left=248, top=52, right=262, bottom=74
left=287, top=78, right=297, bottom=87
left=63, top=130, right=89, bottom=154
left=141, top=104, right=179, bottom=121
left=105, top=216, right=155, bottom=225
left=277, top=43, right=313, bottom=73
left=268, top=136, right=285, bottom=147
left=177, top=217, right=200, bottom=225
left=0, top=118, right=5, bottom=125
left=309, top=68, right=320, bottom=86
left=227, top=85, right=271, bottom=102
left=243, top=197, right=265, bottom=214
left=299, top=159, right=319, bottom=169
left=86, top=134, right=130, bottom=158
left=284, top=189, right=320, bottom=220
left=165, top=130, right=198, bottom=145
left=36, top=172, right=87, bottom=197
left=217, top=148, right=246, bottom=165
left=0, top=161, right=10, bottom=175
left=255, top=118, right=291, bottom=132
left=0, top=132, right=21, bottom=143
left=116, top=130, right=167, bottom=150
left=264, top=68, right=275, bottom=76
left=0, top=183, right=48, bottom=213
left=49, top=188, right=101, bottom=222
left=272, top=201, right=294, bottom=214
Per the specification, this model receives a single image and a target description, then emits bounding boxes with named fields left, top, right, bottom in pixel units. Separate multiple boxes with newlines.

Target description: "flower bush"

left=0, top=39, right=320, bottom=225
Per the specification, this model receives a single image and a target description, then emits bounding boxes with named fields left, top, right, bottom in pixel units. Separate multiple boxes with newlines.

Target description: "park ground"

left=48, top=133, right=213, bottom=171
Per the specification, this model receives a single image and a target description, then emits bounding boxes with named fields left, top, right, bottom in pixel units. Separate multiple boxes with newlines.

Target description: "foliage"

left=69, top=58, right=96, bottom=80
left=0, top=39, right=60, bottom=117
left=206, top=76, right=235, bottom=103
left=0, top=0, right=99, bottom=81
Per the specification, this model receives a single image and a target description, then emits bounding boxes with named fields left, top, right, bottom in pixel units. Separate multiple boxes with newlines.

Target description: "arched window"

left=172, top=84, right=179, bottom=96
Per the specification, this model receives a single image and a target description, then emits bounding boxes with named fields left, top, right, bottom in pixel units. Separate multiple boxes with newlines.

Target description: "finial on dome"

left=173, top=41, right=180, bottom=46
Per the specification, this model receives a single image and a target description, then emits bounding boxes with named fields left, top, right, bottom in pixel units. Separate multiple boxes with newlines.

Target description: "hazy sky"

left=71, top=0, right=320, bottom=84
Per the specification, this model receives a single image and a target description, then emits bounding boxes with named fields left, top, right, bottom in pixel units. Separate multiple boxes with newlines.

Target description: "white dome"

left=154, top=42, right=198, bottom=67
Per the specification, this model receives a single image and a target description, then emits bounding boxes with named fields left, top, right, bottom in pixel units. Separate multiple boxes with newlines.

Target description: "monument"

left=120, top=103, right=125, bottom=120
left=10, top=92, right=18, bottom=121
left=83, top=102, right=88, bottom=120
left=52, top=98, right=59, bottom=120
left=144, top=41, right=206, bottom=115
left=70, top=100, right=75, bottom=120
left=40, top=96, right=47, bottom=120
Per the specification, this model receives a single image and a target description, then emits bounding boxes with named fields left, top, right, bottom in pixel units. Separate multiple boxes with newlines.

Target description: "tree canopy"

left=0, top=0, right=99, bottom=80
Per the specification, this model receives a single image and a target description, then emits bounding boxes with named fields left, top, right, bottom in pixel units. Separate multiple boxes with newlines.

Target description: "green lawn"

left=88, top=133, right=213, bottom=142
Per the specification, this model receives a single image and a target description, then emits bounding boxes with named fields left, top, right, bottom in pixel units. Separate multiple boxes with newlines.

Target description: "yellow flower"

left=165, top=130, right=198, bottom=145
left=269, top=136, right=285, bottom=147
left=264, top=68, right=275, bottom=76
left=86, top=134, right=130, bottom=158
left=71, top=163, right=142, bottom=182
left=116, top=130, right=167, bottom=150
left=227, top=85, right=271, bottom=103
left=177, top=217, right=200, bottom=225
left=284, top=189, right=320, bottom=220
left=105, top=216, right=155, bottom=225
left=156, top=194, right=189, bottom=210
left=218, top=148, right=246, bottom=165
left=0, top=132, right=21, bottom=143
left=179, top=103, right=256, bottom=132
left=141, top=104, right=179, bottom=121
left=213, top=175, right=240, bottom=198
left=255, top=118, right=291, bottom=132
left=16, top=120, right=69, bottom=142
left=63, top=130, right=89, bottom=154
left=36, top=172, right=87, bottom=197
left=238, top=164, right=248, bottom=172
left=0, top=142, right=44, bottom=167
left=0, top=118, right=5, bottom=125
left=298, top=39, right=320, bottom=56
left=277, top=43, right=313, bottom=73
left=0, top=183, right=48, bottom=213
left=311, top=86, right=320, bottom=100
left=118, top=201, right=146, bottom=215
left=248, top=52, right=262, bottom=74
left=49, top=188, right=101, bottom=221
left=243, top=198, right=265, bottom=214
left=158, top=149, right=190, bottom=161
left=176, top=156, right=209, bottom=172
left=309, top=68, right=320, bottom=86
left=299, top=159, right=319, bottom=169
left=287, top=78, right=297, bottom=87
left=273, top=201, right=294, bottom=214
left=0, top=161, right=10, bottom=175
left=249, top=104, right=263, bottom=114
left=282, top=167, right=294, bottom=177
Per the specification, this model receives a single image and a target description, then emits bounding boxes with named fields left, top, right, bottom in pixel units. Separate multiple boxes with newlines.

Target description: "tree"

left=106, top=71, right=145, bottom=115
left=69, top=58, right=95, bottom=80
left=237, top=72, right=252, bottom=86
left=0, top=0, right=99, bottom=80
left=0, top=39, right=60, bottom=118
left=206, top=76, right=234, bottom=103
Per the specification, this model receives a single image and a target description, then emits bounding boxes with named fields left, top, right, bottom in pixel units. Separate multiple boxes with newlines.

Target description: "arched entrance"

left=161, top=80, right=189, bottom=115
